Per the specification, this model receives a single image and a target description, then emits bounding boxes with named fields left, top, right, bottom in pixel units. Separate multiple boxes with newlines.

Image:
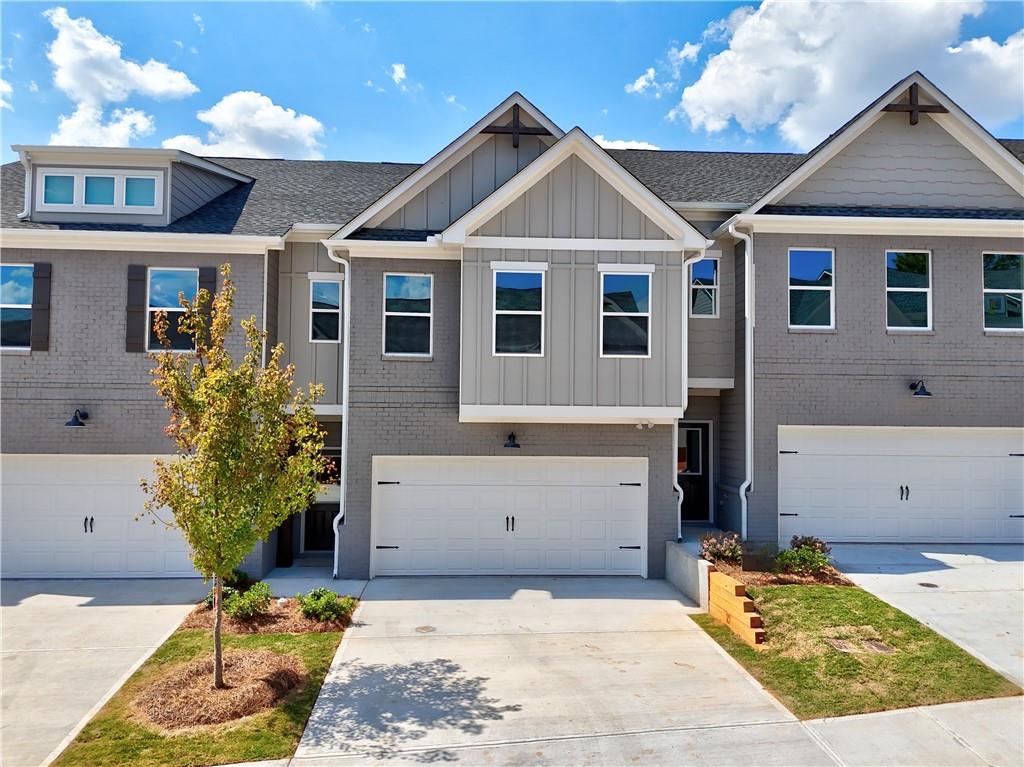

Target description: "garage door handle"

left=83, top=516, right=88, bottom=533
left=506, top=515, right=510, bottom=532
left=619, top=482, right=642, bottom=487
left=375, top=545, right=400, bottom=550
left=377, top=481, right=400, bottom=485
left=905, top=486, right=909, bottom=501
left=89, top=516, right=94, bottom=533
left=619, top=545, right=641, bottom=550
left=1010, top=515, right=1024, bottom=519
left=511, top=516, right=515, bottom=532
left=780, top=513, right=799, bottom=517
left=899, top=485, right=905, bottom=501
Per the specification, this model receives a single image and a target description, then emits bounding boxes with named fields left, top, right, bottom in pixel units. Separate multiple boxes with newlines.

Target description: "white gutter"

left=728, top=221, right=753, bottom=541
left=714, top=214, right=1023, bottom=239
left=0, top=228, right=284, bottom=254
left=323, top=242, right=352, bottom=580
left=674, top=248, right=706, bottom=542
left=17, top=151, right=31, bottom=220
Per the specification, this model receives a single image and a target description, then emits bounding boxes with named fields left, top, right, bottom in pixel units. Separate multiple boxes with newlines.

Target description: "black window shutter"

left=198, top=267, right=217, bottom=339
left=29, top=263, right=52, bottom=352
left=126, top=265, right=147, bottom=353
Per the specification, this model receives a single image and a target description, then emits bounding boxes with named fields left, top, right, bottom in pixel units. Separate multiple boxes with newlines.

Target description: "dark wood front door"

left=679, top=423, right=711, bottom=522
left=303, top=504, right=335, bottom=552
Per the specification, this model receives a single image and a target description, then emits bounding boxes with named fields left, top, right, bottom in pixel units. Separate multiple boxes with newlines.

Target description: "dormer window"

left=35, top=168, right=164, bottom=214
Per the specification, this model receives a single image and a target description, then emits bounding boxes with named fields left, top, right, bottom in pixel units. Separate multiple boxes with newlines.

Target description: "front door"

left=303, top=504, right=335, bottom=552
left=678, top=423, right=711, bottom=522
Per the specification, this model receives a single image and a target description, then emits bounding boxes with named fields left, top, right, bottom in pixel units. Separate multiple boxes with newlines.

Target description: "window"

left=1, top=264, right=33, bottom=349
left=788, top=248, right=834, bottom=328
left=42, top=175, right=74, bottom=205
left=493, top=269, right=544, bottom=356
left=310, top=280, right=341, bottom=342
left=383, top=273, right=432, bottom=356
left=886, top=250, right=931, bottom=330
left=689, top=258, right=719, bottom=317
left=677, top=427, right=702, bottom=477
left=147, top=268, right=198, bottom=351
left=600, top=270, right=651, bottom=357
left=35, top=168, right=163, bottom=214
left=983, top=253, right=1023, bottom=331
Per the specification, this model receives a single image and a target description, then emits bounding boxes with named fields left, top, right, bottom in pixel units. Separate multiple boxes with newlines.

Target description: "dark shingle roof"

left=762, top=205, right=1024, bottom=220
left=999, top=139, right=1024, bottom=162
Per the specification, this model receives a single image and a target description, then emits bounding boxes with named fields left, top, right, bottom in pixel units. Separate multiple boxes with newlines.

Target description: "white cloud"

left=0, top=77, right=12, bottom=110
left=443, top=92, right=466, bottom=111
left=672, top=41, right=702, bottom=65
left=625, top=40, right=702, bottom=99
left=173, top=39, right=184, bottom=49
left=624, top=67, right=660, bottom=97
left=362, top=22, right=374, bottom=33
left=389, top=63, right=406, bottom=86
left=594, top=134, right=661, bottom=151
left=162, top=90, right=325, bottom=159
left=13, top=31, right=22, bottom=40
left=364, top=79, right=385, bottom=93
left=43, top=7, right=197, bottom=146
left=28, top=80, right=39, bottom=93
left=674, top=0, right=1024, bottom=149
left=192, top=13, right=204, bottom=33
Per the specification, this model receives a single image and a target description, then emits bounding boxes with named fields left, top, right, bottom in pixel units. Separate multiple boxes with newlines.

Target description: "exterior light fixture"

left=908, top=380, right=932, bottom=398
left=64, top=409, right=89, bottom=428
left=504, top=432, right=521, bottom=449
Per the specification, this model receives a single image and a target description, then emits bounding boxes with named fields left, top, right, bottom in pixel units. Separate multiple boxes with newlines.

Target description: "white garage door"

left=778, top=427, right=1024, bottom=545
left=371, top=456, right=647, bottom=577
left=1, top=455, right=198, bottom=578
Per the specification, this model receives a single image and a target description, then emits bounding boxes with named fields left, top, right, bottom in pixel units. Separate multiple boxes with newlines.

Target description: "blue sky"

left=1, top=2, right=1022, bottom=164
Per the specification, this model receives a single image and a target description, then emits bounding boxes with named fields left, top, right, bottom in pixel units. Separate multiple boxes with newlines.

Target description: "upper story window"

left=36, top=168, right=164, bottom=214
left=147, top=267, right=198, bottom=351
left=600, top=267, right=652, bottom=358
left=493, top=267, right=545, bottom=356
left=983, top=253, right=1023, bottom=332
left=886, top=250, right=931, bottom=330
left=690, top=258, right=719, bottom=318
left=1, top=264, right=33, bottom=350
left=789, top=248, right=834, bottom=328
left=310, top=279, right=342, bottom=343
left=383, top=273, right=432, bottom=356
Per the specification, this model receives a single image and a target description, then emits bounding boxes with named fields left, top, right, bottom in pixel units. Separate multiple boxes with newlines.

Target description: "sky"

left=1, top=1, right=1022, bottom=165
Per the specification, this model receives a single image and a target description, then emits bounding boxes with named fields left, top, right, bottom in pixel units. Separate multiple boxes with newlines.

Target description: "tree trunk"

left=213, top=575, right=225, bottom=689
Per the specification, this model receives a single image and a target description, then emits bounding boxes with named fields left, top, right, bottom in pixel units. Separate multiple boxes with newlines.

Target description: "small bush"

left=699, top=531, right=743, bottom=563
left=297, top=587, right=357, bottom=622
left=224, top=568, right=252, bottom=588
left=203, top=584, right=239, bottom=609
left=774, top=547, right=830, bottom=576
left=790, top=535, right=832, bottom=557
left=224, top=581, right=272, bottom=621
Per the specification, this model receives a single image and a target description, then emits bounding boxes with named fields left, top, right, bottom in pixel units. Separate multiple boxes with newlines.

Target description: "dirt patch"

left=711, top=560, right=854, bottom=587
left=134, top=650, right=305, bottom=730
left=180, top=598, right=351, bottom=634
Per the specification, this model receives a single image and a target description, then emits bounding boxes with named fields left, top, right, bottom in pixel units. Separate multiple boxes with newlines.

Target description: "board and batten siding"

left=170, top=163, right=239, bottom=222
left=376, top=133, right=548, bottom=232
left=779, top=113, right=1023, bottom=209
left=276, top=241, right=342, bottom=403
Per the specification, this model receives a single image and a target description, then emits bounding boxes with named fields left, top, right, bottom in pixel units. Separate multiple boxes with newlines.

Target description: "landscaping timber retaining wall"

left=708, top=569, right=766, bottom=647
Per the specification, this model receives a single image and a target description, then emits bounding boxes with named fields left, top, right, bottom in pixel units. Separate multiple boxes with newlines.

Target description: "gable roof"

left=742, top=71, right=1024, bottom=215
left=441, top=127, right=710, bottom=249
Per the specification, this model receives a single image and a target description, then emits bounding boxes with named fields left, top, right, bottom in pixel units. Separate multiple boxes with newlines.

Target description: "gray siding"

left=745, top=233, right=1024, bottom=541
left=170, top=163, right=238, bottom=222
left=277, top=241, right=343, bottom=403
left=266, top=250, right=280, bottom=352
left=0, top=247, right=266, bottom=453
left=717, top=240, right=747, bottom=534
left=780, top=114, right=1023, bottom=209
left=688, top=240, right=735, bottom=381
left=377, top=132, right=548, bottom=232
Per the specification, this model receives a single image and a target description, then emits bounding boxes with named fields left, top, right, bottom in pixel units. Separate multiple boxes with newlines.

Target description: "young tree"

left=141, top=264, right=326, bottom=688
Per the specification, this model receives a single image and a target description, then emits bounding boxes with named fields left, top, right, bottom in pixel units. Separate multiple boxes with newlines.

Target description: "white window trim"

left=489, top=261, right=549, bottom=272
left=145, top=266, right=199, bottom=353
left=382, top=272, right=433, bottom=357
left=599, top=270, right=653, bottom=359
left=309, top=278, right=342, bottom=344
left=36, top=167, right=164, bottom=214
left=678, top=426, right=703, bottom=476
left=787, top=247, right=836, bottom=330
left=0, top=262, right=33, bottom=350
left=689, top=256, right=720, bottom=319
left=492, top=269, right=545, bottom=358
left=982, top=251, right=1024, bottom=333
left=885, top=249, right=932, bottom=332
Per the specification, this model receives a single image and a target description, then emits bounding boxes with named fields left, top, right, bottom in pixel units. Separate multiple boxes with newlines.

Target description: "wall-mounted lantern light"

left=504, top=432, right=521, bottom=449
left=908, top=380, right=932, bottom=398
left=64, top=409, right=89, bottom=428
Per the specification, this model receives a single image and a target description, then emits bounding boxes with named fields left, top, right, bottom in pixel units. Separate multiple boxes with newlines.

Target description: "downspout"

left=324, top=244, right=351, bottom=579
left=675, top=248, right=707, bottom=542
left=728, top=221, right=753, bottom=541
left=17, top=151, right=31, bottom=219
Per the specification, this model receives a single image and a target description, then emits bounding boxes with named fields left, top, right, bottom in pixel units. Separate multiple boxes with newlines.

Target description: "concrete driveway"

left=0, top=578, right=205, bottom=767
left=292, top=577, right=832, bottom=765
left=832, top=544, right=1024, bottom=686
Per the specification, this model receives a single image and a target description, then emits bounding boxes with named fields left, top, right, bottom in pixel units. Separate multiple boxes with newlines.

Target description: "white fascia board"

left=286, top=223, right=345, bottom=242
left=465, top=236, right=687, bottom=252
left=331, top=93, right=565, bottom=240
left=459, top=405, right=685, bottom=425
left=321, top=238, right=461, bottom=260
left=444, top=128, right=710, bottom=250
left=0, top=228, right=283, bottom=254
left=721, top=214, right=1024, bottom=238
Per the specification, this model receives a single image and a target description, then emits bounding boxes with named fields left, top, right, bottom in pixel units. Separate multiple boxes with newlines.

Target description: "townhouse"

left=1, top=71, right=1021, bottom=581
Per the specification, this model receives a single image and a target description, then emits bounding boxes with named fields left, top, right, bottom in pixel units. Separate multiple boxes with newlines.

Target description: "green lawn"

left=694, top=585, right=1020, bottom=719
left=54, top=630, right=341, bottom=767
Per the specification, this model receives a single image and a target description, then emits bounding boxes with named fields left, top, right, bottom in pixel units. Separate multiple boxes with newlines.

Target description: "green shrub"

left=224, top=581, right=272, bottom=621
left=699, top=531, right=743, bottom=563
left=774, top=546, right=830, bottom=576
left=789, top=535, right=831, bottom=556
left=297, top=587, right=357, bottom=622
left=224, top=568, right=252, bottom=588
left=203, top=584, right=239, bottom=609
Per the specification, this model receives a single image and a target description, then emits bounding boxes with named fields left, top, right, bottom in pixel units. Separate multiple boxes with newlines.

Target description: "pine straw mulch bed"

left=134, top=650, right=305, bottom=730
left=180, top=598, right=352, bottom=634
left=711, top=559, right=855, bottom=588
